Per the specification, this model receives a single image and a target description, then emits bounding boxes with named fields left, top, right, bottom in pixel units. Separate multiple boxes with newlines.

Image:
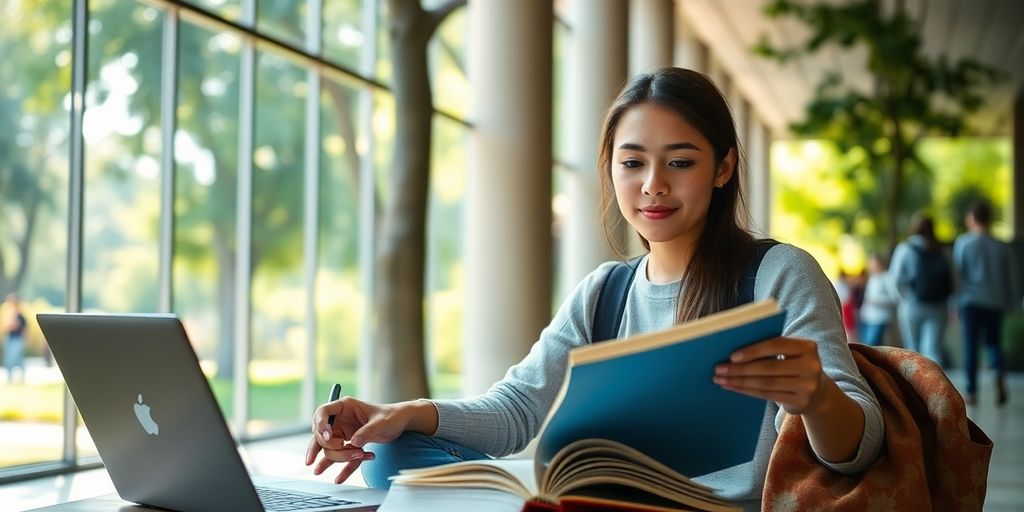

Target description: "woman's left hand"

left=713, top=337, right=828, bottom=415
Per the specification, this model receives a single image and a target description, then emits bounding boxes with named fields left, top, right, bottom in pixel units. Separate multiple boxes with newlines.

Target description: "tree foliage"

left=755, top=0, right=1005, bottom=254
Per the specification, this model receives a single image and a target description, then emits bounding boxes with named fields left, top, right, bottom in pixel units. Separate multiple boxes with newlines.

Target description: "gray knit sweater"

left=431, top=244, right=884, bottom=508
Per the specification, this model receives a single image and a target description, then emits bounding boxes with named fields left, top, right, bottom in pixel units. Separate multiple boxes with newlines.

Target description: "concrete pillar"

left=729, top=94, right=749, bottom=230
left=625, top=0, right=673, bottom=257
left=747, top=116, right=771, bottom=237
left=730, top=93, right=748, bottom=151
left=673, top=5, right=707, bottom=72
left=564, top=0, right=629, bottom=292
left=464, top=0, right=553, bottom=395
left=629, top=0, right=673, bottom=76
left=708, top=55, right=730, bottom=98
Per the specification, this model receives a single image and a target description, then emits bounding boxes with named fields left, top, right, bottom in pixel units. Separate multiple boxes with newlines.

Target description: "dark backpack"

left=591, top=239, right=779, bottom=343
left=909, top=245, right=953, bottom=304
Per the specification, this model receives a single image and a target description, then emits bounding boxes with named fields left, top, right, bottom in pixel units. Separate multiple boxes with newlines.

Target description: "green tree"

left=373, top=0, right=465, bottom=402
left=755, top=0, right=1004, bottom=254
left=0, top=1, right=69, bottom=299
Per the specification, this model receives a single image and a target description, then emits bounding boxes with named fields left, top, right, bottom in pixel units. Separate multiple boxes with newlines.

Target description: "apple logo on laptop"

left=133, top=394, right=159, bottom=435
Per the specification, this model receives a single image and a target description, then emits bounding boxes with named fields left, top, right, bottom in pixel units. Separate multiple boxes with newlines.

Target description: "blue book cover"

left=535, top=300, right=787, bottom=479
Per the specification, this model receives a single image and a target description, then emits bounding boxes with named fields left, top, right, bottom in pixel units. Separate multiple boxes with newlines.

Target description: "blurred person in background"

left=954, top=200, right=1018, bottom=406
left=890, top=213, right=954, bottom=365
left=859, top=254, right=899, bottom=347
left=3, top=293, right=27, bottom=384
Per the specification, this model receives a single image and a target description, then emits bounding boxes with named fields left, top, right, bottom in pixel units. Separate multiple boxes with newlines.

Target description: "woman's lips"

left=640, top=206, right=677, bottom=220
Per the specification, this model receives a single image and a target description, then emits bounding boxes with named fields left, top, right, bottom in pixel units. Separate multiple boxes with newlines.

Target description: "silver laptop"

left=37, top=313, right=385, bottom=512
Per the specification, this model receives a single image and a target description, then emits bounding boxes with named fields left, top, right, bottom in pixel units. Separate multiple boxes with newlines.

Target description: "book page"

left=378, top=483, right=526, bottom=512
left=390, top=458, right=538, bottom=497
left=540, top=439, right=738, bottom=512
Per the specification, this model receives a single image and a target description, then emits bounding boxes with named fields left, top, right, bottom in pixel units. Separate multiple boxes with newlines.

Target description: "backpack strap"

left=737, top=239, right=779, bottom=307
left=592, top=239, right=779, bottom=343
left=591, top=257, right=642, bottom=343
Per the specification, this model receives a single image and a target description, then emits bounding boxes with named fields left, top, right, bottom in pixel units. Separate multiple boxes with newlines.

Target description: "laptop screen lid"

left=38, top=313, right=268, bottom=512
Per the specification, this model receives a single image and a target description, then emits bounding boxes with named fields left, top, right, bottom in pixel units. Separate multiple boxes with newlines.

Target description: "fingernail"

left=322, top=430, right=331, bottom=441
left=350, top=436, right=363, bottom=447
left=731, top=352, right=744, bottom=362
left=713, top=376, right=725, bottom=385
left=715, top=365, right=728, bottom=375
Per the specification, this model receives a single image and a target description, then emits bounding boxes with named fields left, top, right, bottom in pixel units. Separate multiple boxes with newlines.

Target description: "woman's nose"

left=642, top=169, right=668, bottom=196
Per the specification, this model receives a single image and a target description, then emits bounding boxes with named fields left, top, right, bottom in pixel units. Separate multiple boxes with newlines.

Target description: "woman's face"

left=610, top=102, right=734, bottom=252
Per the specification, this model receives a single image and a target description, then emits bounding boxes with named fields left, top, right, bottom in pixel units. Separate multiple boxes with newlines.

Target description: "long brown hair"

left=597, top=67, right=755, bottom=322
left=908, top=212, right=940, bottom=251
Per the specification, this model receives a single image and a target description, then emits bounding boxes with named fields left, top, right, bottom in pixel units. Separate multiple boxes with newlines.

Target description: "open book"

left=380, top=300, right=787, bottom=512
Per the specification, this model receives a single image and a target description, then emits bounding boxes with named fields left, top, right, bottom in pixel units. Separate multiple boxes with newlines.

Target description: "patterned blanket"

left=763, top=344, right=993, bottom=511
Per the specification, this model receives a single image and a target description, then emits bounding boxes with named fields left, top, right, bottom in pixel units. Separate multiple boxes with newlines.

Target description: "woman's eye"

left=669, top=159, right=694, bottom=169
left=621, top=159, right=643, bottom=169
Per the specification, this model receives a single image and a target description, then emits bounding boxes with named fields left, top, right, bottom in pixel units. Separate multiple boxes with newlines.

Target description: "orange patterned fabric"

left=763, top=344, right=993, bottom=511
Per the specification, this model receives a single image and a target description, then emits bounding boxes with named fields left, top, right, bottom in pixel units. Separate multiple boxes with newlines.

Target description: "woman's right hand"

left=305, top=396, right=440, bottom=484
left=304, top=397, right=410, bottom=484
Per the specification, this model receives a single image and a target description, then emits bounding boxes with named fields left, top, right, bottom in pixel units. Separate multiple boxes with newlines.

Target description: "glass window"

left=553, top=19, right=570, bottom=162
left=0, top=0, right=72, bottom=468
left=322, top=0, right=368, bottom=72
left=429, top=6, right=468, bottom=118
left=372, top=92, right=396, bottom=206
left=256, top=0, right=307, bottom=49
left=426, top=115, right=467, bottom=399
left=375, top=2, right=392, bottom=85
left=182, top=0, right=241, bottom=23
left=248, top=51, right=308, bottom=434
left=173, top=21, right=242, bottom=421
left=82, top=1, right=163, bottom=315
left=552, top=17, right=571, bottom=305
left=316, top=77, right=365, bottom=401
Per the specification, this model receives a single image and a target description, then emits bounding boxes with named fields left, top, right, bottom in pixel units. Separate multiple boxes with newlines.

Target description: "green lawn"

left=0, top=371, right=463, bottom=425
left=0, top=382, right=65, bottom=422
left=0, top=370, right=461, bottom=467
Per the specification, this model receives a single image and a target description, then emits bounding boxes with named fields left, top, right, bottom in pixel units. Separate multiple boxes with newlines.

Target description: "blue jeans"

left=860, top=322, right=886, bottom=346
left=898, top=301, right=947, bottom=365
left=3, top=335, right=25, bottom=377
left=360, top=431, right=490, bottom=489
left=960, top=304, right=1005, bottom=396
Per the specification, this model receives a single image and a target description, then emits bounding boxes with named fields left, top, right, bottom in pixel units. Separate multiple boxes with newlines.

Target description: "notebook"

left=36, top=313, right=385, bottom=512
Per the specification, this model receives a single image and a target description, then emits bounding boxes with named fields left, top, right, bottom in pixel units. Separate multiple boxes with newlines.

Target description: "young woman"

left=305, top=67, right=883, bottom=507
left=859, top=254, right=899, bottom=347
left=890, top=213, right=953, bottom=364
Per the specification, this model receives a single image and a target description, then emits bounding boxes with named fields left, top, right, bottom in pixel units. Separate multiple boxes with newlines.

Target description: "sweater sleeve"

left=757, top=244, right=885, bottom=474
left=429, top=262, right=617, bottom=457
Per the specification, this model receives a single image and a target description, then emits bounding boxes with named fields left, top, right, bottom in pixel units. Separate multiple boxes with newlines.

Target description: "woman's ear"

left=715, top=148, right=737, bottom=187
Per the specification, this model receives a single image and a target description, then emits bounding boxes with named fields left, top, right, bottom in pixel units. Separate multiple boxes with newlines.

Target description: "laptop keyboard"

left=255, top=486, right=360, bottom=511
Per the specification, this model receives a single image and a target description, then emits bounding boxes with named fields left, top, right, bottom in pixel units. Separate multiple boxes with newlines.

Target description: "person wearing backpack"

left=304, top=68, right=883, bottom=508
left=954, top=200, right=1018, bottom=406
left=890, top=213, right=953, bottom=365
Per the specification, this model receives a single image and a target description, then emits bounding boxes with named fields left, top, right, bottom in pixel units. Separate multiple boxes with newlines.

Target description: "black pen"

left=326, top=383, right=342, bottom=426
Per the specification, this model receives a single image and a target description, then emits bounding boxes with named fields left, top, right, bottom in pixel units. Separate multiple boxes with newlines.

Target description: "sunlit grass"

left=0, top=371, right=463, bottom=425
left=0, top=382, right=64, bottom=422
left=0, top=365, right=463, bottom=469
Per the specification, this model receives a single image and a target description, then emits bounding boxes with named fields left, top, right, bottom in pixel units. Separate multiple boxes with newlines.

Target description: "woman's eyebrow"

left=616, top=142, right=700, bottom=151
